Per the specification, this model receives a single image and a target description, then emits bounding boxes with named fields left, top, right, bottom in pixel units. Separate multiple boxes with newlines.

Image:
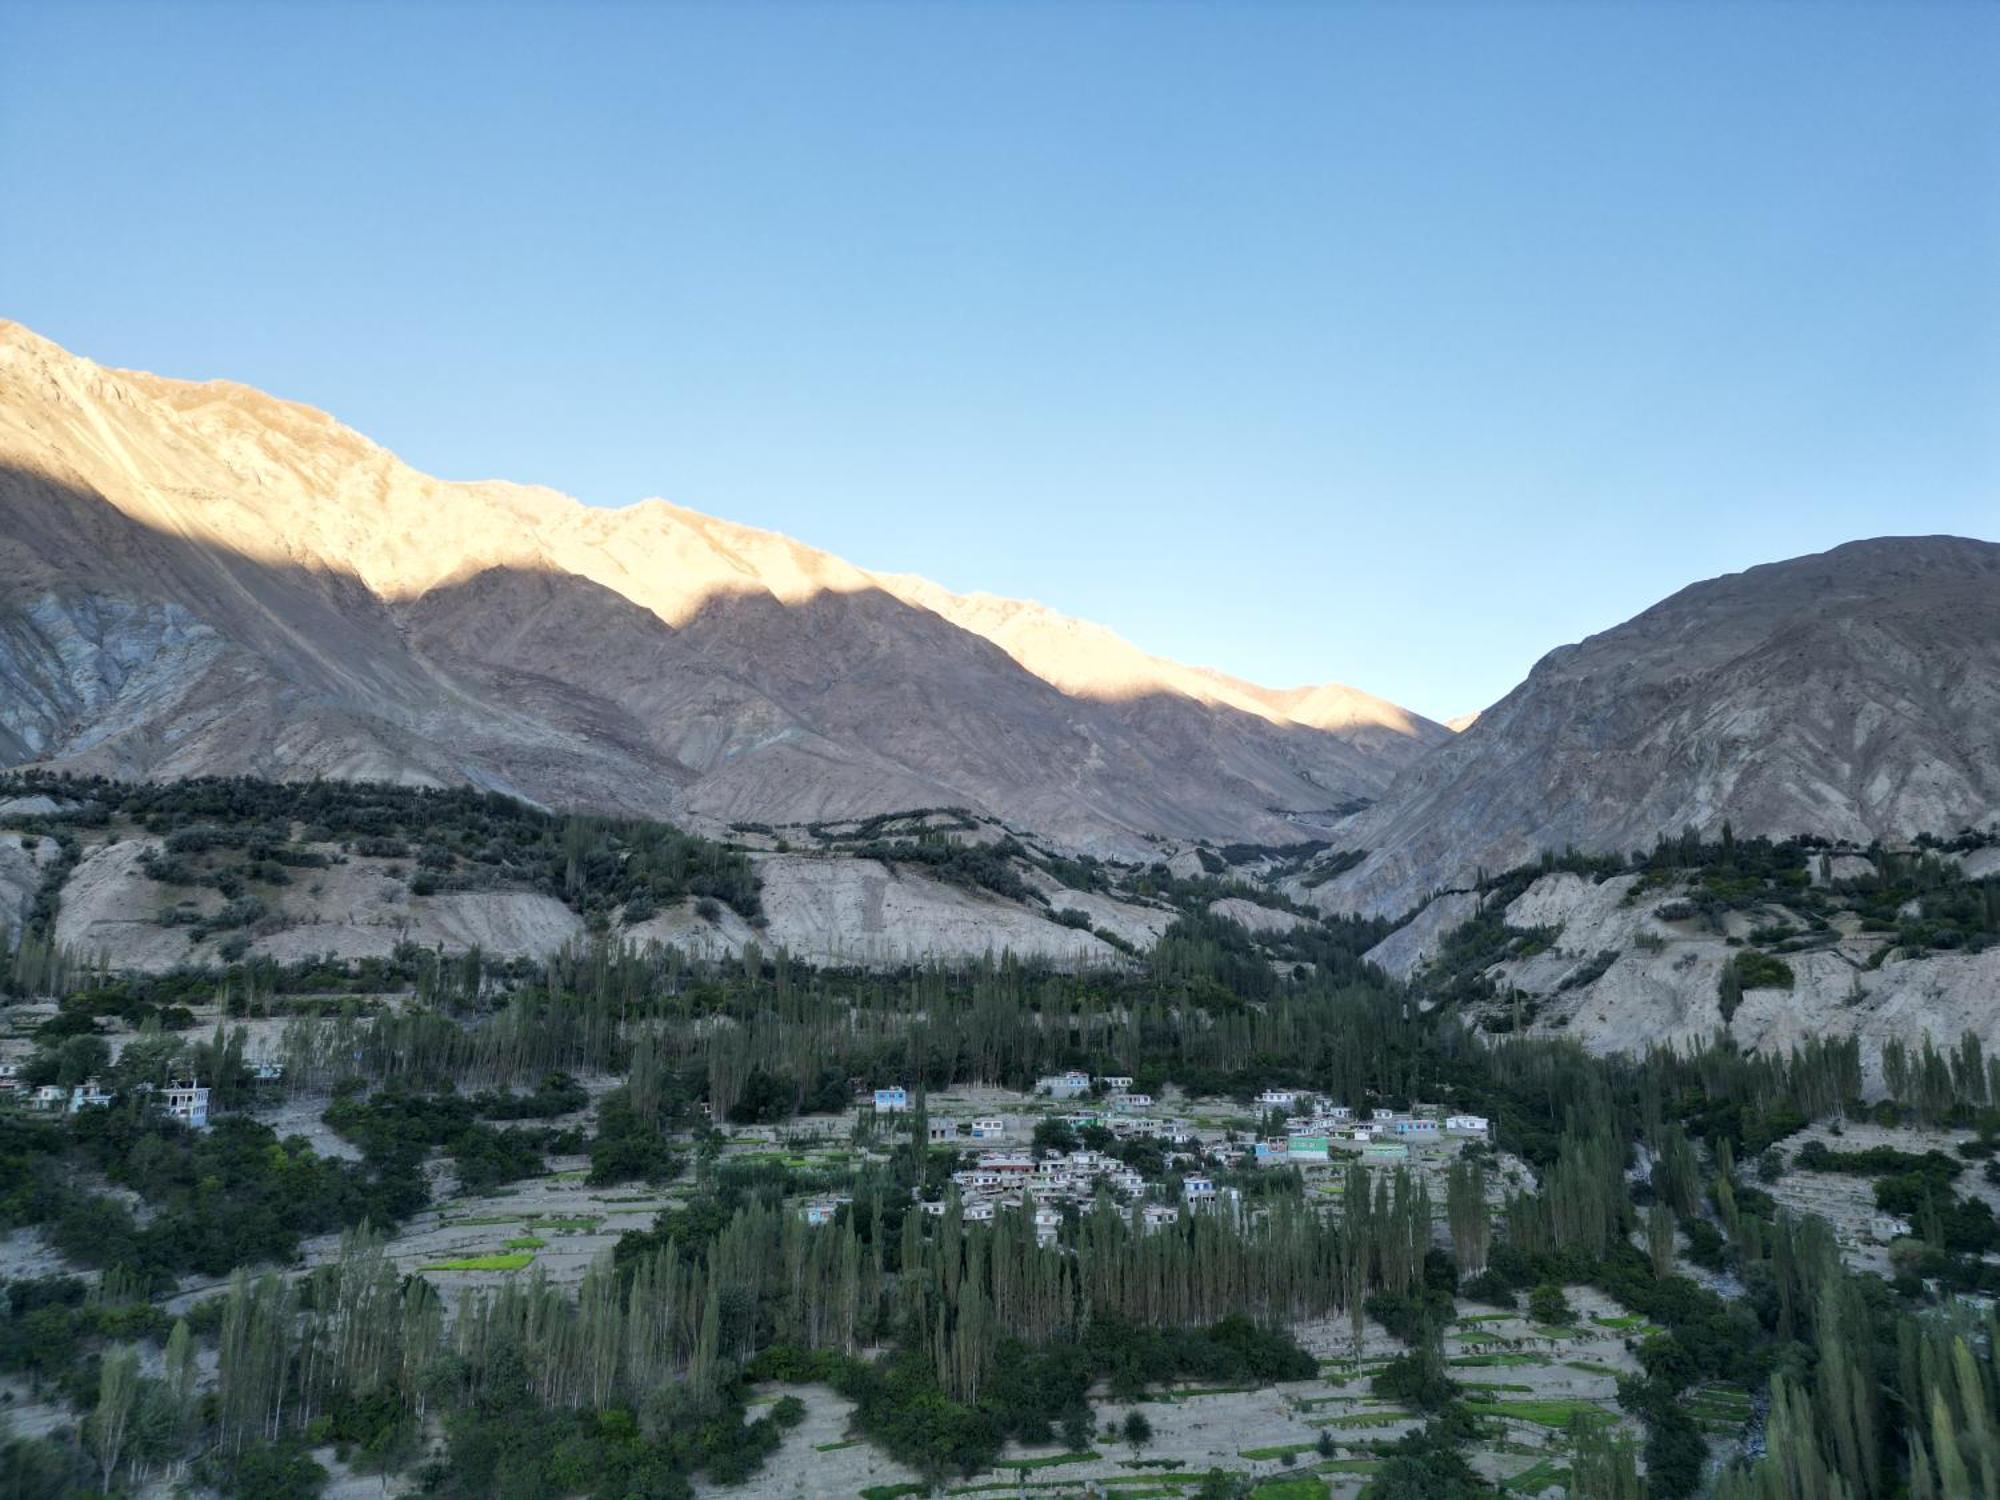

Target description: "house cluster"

left=1033, top=1071, right=1155, bottom=1111
left=13, top=1076, right=211, bottom=1127
left=1245, top=1092, right=1490, bottom=1165
left=923, top=1141, right=1234, bottom=1245
left=1052, top=1109, right=1196, bottom=1148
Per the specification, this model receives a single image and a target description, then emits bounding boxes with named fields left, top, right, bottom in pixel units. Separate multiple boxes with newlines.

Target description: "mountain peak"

left=1311, top=534, right=2000, bottom=915
left=0, top=321, right=1441, bottom=850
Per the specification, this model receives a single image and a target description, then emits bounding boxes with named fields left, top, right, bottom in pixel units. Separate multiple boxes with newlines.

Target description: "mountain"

left=873, top=576, right=1450, bottom=806
left=0, top=320, right=1443, bottom=850
left=1311, top=536, right=2000, bottom=916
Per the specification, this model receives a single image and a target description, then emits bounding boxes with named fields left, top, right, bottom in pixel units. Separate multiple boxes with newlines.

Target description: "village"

left=795, top=1072, right=1496, bottom=1247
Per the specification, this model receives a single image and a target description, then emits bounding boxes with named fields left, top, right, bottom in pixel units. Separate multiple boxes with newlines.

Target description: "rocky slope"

left=1386, top=866, right=2000, bottom=1088
left=46, top=831, right=1174, bottom=973
left=0, top=320, right=1441, bottom=852
left=1310, top=537, right=2000, bottom=917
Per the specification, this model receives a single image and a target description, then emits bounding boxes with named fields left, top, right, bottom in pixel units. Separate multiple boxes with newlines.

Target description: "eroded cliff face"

left=1308, top=536, right=2000, bottom=918
left=0, top=319, right=1441, bottom=852
left=1378, top=869, right=2000, bottom=1091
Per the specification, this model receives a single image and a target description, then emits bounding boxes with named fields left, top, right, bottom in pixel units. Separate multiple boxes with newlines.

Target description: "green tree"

left=1122, top=1409, right=1152, bottom=1456
left=88, top=1344, right=140, bottom=1491
left=1527, top=1283, right=1573, bottom=1327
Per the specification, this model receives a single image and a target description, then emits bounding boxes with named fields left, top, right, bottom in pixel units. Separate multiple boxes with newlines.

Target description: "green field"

left=420, top=1251, right=536, bottom=1271
left=1464, top=1398, right=1612, bottom=1430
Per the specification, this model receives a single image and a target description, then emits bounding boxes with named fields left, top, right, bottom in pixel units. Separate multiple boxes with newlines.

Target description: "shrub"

left=1527, top=1283, right=1574, bottom=1326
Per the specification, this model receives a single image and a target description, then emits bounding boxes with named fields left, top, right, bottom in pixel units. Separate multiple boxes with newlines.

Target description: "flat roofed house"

left=164, top=1081, right=210, bottom=1129
left=68, top=1080, right=113, bottom=1112
left=1038, top=1070, right=1094, bottom=1099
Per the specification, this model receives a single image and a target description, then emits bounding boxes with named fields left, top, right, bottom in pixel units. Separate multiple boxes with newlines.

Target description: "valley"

left=0, top=775, right=1995, bottom=1499
left=0, top=323, right=1995, bottom=1500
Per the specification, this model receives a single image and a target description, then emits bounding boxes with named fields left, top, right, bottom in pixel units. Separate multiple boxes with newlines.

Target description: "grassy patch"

left=503, top=1234, right=547, bottom=1249
left=1319, top=1410, right=1413, bottom=1428
left=1239, top=1441, right=1320, bottom=1460
left=1500, top=1459, right=1572, bottom=1492
left=528, top=1215, right=601, bottom=1233
left=1564, top=1360, right=1624, bottom=1377
left=815, top=1439, right=860, bottom=1452
left=1592, top=1313, right=1653, bottom=1331
left=1448, top=1353, right=1545, bottom=1368
left=1250, top=1481, right=1329, bottom=1500
left=420, top=1251, right=536, bottom=1271
left=1003, top=1451, right=1100, bottom=1471
left=1464, top=1399, right=1610, bottom=1430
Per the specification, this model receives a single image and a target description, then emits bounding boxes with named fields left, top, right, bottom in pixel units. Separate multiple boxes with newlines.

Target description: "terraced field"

left=699, top=1287, right=1652, bottom=1499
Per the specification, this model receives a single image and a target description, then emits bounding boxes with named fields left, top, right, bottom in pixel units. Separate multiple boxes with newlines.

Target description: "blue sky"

left=2, top=2, right=1993, bottom=721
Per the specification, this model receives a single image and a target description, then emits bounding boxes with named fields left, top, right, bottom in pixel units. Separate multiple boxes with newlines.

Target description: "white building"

left=1112, top=1093, right=1154, bottom=1112
left=873, top=1085, right=910, bottom=1113
left=1445, top=1114, right=1490, bottom=1135
left=1101, top=1076, right=1135, bottom=1092
left=1033, top=1205, right=1062, bottom=1247
left=970, top=1117, right=1009, bottom=1140
left=1182, top=1175, right=1216, bottom=1202
left=251, top=1061, right=284, bottom=1082
left=68, top=1081, right=113, bottom=1112
left=1141, top=1203, right=1181, bottom=1232
left=1390, top=1118, right=1440, bottom=1138
left=0, top=1062, right=20, bottom=1091
left=964, top=1200, right=996, bottom=1223
left=29, top=1084, right=66, bottom=1111
left=1038, top=1070, right=1094, bottom=1100
left=1257, top=1088, right=1304, bottom=1109
left=164, top=1082, right=210, bottom=1129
